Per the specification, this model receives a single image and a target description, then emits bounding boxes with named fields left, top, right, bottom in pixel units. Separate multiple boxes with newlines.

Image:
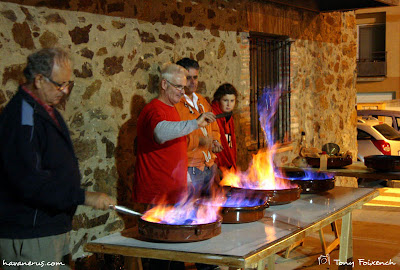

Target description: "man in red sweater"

left=133, top=62, right=217, bottom=270
left=133, top=63, right=216, bottom=206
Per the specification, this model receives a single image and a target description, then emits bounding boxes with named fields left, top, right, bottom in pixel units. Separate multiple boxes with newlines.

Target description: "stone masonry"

left=0, top=0, right=358, bottom=259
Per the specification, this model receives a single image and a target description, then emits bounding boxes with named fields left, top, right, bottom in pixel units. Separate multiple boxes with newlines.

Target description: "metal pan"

left=287, top=178, right=335, bottom=194
left=114, top=205, right=222, bottom=242
left=138, top=216, right=222, bottom=242
left=276, top=169, right=335, bottom=194
left=220, top=200, right=269, bottom=223
left=224, top=186, right=301, bottom=206
left=305, top=156, right=352, bottom=169
left=364, top=155, right=400, bottom=171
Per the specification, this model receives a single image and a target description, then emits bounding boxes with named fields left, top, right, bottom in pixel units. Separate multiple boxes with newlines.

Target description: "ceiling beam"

left=265, top=0, right=398, bottom=12
left=374, top=0, right=399, bottom=5
left=267, top=0, right=319, bottom=12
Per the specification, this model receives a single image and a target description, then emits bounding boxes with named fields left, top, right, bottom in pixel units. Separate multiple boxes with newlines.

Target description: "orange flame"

left=219, top=167, right=241, bottom=187
left=142, top=190, right=225, bottom=225
left=221, top=147, right=295, bottom=190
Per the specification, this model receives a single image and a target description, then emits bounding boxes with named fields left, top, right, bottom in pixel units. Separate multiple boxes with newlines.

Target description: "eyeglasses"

left=165, top=79, right=185, bottom=91
left=43, top=76, right=74, bottom=93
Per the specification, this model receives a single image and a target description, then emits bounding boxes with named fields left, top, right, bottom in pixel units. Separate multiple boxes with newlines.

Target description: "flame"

left=275, top=168, right=333, bottom=181
left=301, top=170, right=333, bottom=180
left=142, top=188, right=225, bottom=225
left=247, top=148, right=279, bottom=190
left=143, top=88, right=300, bottom=224
left=220, top=88, right=297, bottom=190
left=142, top=172, right=269, bottom=224
left=142, top=200, right=220, bottom=225
left=220, top=148, right=296, bottom=190
left=219, top=167, right=242, bottom=188
left=224, top=191, right=266, bottom=207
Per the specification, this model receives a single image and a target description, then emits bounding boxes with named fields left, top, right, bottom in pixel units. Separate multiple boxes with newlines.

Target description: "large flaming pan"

left=261, top=187, right=301, bottom=205
left=364, top=155, right=400, bottom=171
left=220, top=200, right=269, bottom=223
left=276, top=169, right=335, bottom=194
left=288, top=178, right=334, bottom=194
left=225, top=186, right=301, bottom=206
left=138, top=217, right=222, bottom=243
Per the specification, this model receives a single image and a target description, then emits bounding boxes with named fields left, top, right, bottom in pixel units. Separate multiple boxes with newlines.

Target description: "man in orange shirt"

left=176, top=58, right=222, bottom=270
left=175, top=58, right=223, bottom=196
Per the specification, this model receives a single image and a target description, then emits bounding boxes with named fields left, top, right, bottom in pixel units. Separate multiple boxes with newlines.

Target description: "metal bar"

left=288, top=42, right=291, bottom=141
left=250, top=38, right=257, bottom=141
left=339, top=212, right=353, bottom=263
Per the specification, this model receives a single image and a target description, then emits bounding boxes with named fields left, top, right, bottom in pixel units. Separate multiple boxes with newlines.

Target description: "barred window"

left=249, top=33, right=292, bottom=149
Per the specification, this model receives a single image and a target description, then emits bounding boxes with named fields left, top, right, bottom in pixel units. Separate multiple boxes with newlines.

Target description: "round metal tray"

left=227, top=186, right=301, bottom=206
left=138, top=217, right=222, bottom=242
left=220, top=200, right=269, bottom=224
left=305, top=156, right=352, bottom=169
left=364, top=155, right=400, bottom=172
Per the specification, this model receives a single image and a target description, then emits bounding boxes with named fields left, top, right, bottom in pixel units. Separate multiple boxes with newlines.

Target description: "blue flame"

left=223, top=196, right=264, bottom=207
left=275, top=169, right=334, bottom=181
left=257, top=87, right=280, bottom=148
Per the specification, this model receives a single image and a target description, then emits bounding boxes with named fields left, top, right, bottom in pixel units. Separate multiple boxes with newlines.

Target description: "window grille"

left=357, top=23, right=386, bottom=77
left=249, top=33, right=292, bottom=149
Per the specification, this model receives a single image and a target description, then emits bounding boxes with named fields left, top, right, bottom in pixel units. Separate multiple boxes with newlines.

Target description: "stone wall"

left=0, top=0, right=359, bottom=260
left=0, top=2, right=244, bottom=259
left=282, top=12, right=358, bottom=187
left=287, top=12, right=358, bottom=160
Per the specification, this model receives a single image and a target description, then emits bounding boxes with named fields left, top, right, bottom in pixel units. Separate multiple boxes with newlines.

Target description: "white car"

left=357, top=118, right=400, bottom=161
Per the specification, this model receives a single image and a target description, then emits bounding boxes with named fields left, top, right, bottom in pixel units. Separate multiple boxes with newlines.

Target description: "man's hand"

left=212, top=140, right=223, bottom=153
left=196, top=112, right=216, bottom=128
left=85, top=191, right=116, bottom=210
left=199, top=136, right=213, bottom=149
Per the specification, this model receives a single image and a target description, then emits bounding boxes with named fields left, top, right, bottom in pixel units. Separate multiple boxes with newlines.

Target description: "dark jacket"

left=0, top=87, right=85, bottom=239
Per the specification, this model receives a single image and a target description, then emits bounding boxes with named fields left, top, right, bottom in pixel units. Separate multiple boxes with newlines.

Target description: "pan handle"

left=110, top=205, right=144, bottom=216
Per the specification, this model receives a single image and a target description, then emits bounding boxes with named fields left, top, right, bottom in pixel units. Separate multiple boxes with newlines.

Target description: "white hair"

left=160, top=62, right=188, bottom=82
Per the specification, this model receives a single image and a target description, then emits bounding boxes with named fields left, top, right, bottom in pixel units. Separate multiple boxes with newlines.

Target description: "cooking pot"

left=364, top=155, right=400, bottom=171
left=225, top=186, right=301, bottom=205
left=138, top=216, right=222, bottom=242
left=276, top=169, right=335, bottom=194
left=220, top=199, right=269, bottom=223
left=305, top=156, right=352, bottom=169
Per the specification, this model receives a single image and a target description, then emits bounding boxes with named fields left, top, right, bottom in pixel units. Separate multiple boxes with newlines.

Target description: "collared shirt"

left=184, top=92, right=199, bottom=111
left=21, top=86, right=60, bottom=127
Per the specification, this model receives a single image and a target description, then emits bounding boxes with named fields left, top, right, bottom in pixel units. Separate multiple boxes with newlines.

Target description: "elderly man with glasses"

left=133, top=63, right=216, bottom=207
left=0, top=48, right=115, bottom=269
left=133, top=62, right=217, bottom=270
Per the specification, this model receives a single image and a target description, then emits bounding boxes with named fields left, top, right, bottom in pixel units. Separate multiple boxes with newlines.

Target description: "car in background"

left=357, top=109, right=400, bottom=132
left=357, top=118, right=400, bottom=162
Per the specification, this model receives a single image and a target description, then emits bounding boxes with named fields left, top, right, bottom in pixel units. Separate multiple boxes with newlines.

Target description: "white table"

left=84, top=187, right=379, bottom=269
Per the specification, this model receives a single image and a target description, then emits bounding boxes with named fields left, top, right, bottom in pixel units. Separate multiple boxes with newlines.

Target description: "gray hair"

left=23, top=48, right=71, bottom=83
left=160, top=62, right=188, bottom=82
